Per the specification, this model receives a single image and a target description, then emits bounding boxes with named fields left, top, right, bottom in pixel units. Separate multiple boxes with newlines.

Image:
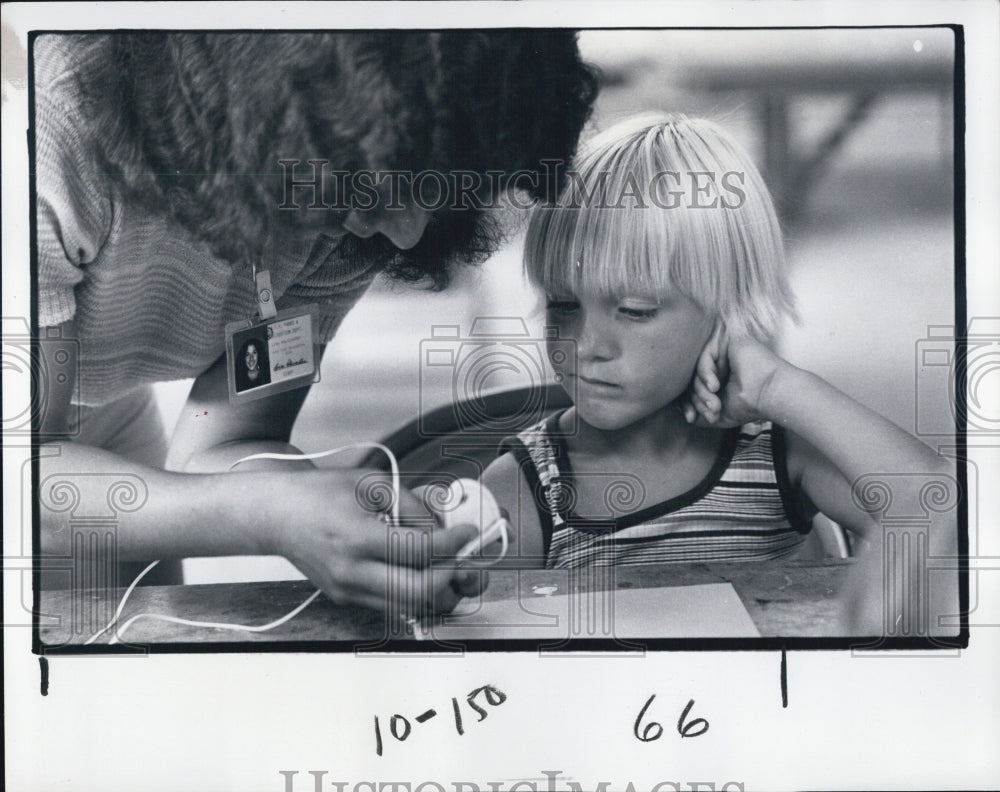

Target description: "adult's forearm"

left=173, top=438, right=316, bottom=473
left=39, top=441, right=277, bottom=561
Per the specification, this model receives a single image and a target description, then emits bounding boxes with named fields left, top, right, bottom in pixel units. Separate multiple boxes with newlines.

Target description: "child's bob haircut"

left=524, top=113, right=796, bottom=341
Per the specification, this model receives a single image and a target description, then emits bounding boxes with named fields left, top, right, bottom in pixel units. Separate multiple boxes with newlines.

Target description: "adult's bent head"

left=71, top=31, right=600, bottom=288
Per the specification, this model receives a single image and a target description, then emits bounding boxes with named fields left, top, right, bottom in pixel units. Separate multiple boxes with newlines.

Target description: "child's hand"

left=682, top=326, right=786, bottom=427
left=681, top=323, right=732, bottom=426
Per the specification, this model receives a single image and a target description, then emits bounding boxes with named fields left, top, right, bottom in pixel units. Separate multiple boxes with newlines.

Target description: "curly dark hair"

left=237, top=336, right=268, bottom=370
left=64, top=31, right=599, bottom=288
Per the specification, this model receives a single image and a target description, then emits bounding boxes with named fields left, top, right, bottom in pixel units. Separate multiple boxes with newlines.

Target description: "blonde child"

left=481, top=114, right=957, bottom=634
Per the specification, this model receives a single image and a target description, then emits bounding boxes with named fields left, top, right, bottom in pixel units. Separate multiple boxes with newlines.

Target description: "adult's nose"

left=342, top=204, right=431, bottom=250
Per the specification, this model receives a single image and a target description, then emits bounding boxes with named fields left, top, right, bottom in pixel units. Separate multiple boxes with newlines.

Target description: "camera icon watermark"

left=2, top=316, right=80, bottom=441
left=915, top=317, right=1000, bottom=439
left=418, top=317, right=576, bottom=438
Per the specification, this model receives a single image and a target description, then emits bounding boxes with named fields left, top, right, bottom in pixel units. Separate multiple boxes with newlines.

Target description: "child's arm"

left=689, top=333, right=959, bottom=636
left=481, top=452, right=547, bottom=569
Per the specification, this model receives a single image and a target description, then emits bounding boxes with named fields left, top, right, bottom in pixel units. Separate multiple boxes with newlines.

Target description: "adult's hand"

left=262, top=468, right=487, bottom=615
left=36, top=324, right=484, bottom=615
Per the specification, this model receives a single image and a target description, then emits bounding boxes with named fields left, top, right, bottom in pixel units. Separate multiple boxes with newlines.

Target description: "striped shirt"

left=35, top=35, right=379, bottom=407
left=501, top=414, right=811, bottom=568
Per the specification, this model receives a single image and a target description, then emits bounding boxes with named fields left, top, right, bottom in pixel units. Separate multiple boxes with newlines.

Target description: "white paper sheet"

left=421, top=582, right=761, bottom=640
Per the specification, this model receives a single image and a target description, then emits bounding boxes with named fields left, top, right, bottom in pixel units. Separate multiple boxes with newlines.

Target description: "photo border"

left=25, top=24, right=969, bottom=657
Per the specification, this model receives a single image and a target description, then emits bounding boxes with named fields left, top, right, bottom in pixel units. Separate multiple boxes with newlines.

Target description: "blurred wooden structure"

left=584, top=28, right=955, bottom=220
left=679, top=31, right=954, bottom=218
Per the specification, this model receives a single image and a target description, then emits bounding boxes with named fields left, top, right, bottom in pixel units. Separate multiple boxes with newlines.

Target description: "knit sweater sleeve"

left=34, top=37, right=113, bottom=328
left=274, top=232, right=381, bottom=344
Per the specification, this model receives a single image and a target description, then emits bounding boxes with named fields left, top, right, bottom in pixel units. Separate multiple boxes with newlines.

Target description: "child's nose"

left=575, top=316, right=615, bottom=361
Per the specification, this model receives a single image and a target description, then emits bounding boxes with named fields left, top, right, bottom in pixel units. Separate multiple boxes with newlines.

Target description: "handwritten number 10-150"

left=634, top=694, right=709, bottom=741
left=374, top=684, right=507, bottom=756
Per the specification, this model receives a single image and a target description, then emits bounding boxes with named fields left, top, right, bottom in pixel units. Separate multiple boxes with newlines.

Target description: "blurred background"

left=169, top=27, right=956, bottom=581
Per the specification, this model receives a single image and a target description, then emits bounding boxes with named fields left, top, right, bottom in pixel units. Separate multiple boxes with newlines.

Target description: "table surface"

left=39, top=559, right=853, bottom=647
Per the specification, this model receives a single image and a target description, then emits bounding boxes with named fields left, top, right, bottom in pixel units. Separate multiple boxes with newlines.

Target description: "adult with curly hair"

left=36, top=31, right=598, bottom=610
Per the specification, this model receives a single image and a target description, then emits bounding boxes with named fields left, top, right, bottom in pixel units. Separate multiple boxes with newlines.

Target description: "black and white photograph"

left=228, top=306, right=319, bottom=402
left=25, top=23, right=963, bottom=646
left=233, top=332, right=272, bottom=393
left=3, top=2, right=999, bottom=791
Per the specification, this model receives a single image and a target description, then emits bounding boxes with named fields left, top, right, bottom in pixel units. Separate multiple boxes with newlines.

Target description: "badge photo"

left=225, top=304, right=320, bottom=404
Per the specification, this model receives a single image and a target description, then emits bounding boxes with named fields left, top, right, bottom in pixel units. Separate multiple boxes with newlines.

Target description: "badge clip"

left=224, top=265, right=320, bottom=404
left=255, top=269, right=278, bottom=321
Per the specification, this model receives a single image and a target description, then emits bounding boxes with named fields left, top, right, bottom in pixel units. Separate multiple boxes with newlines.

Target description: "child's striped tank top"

left=499, top=413, right=811, bottom=568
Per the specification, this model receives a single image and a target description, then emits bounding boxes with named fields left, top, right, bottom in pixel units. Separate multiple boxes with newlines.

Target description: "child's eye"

left=546, top=298, right=580, bottom=315
left=618, top=305, right=659, bottom=321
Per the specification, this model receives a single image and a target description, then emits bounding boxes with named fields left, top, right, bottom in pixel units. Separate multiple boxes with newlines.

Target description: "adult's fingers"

left=356, top=516, right=481, bottom=568
left=452, top=568, right=489, bottom=598
left=317, top=558, right=482, bottom=616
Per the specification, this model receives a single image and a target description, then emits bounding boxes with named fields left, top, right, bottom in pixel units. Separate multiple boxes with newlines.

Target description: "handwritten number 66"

left=633, top=694, right=709, bottom=741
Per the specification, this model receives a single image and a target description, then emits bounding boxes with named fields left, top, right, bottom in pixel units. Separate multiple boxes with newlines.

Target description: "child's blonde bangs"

left=523, top=185, right=673, bottom=303
left=524, top=114, right=797, bottom=341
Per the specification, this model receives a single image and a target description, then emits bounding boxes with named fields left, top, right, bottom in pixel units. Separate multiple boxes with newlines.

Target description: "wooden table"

left=38, top=559, right=854, bottom=650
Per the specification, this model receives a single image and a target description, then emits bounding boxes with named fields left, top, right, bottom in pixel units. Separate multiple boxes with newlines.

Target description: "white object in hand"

left=437, top=478, right=509, bottom=561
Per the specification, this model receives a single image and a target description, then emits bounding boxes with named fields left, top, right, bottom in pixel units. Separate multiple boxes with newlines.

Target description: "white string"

left=107, top=589, right=323, bottom=646
left=87, top=443, right=399, bottom=645
left=225, top=442, right=401, bottom=526
left=85, top=443, right=502, bottom=644
left=455, top=516, right=510, bottom=564
left=82, top=560, right=161, bottom=645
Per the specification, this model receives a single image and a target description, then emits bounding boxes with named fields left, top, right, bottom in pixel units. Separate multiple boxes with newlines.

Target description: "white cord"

left=82, top=560, right=161, bottom=645
left=86, top=442, right=398, bottom=645
left=225, top=442, right=401, bottom=526
left=107, top=589, right=323, bottom=646
left=85, top=443, right=501, bottom=644
left=455, top=517, right=510, bottom=564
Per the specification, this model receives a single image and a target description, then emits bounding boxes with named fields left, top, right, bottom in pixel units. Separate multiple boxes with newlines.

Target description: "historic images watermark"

left=277, top=160, right=749, bottom=213
left=277, top=771, right=745, bottom=792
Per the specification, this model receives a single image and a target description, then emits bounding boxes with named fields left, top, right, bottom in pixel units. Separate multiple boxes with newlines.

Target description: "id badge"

left=225, top=304, right=321, bottom=404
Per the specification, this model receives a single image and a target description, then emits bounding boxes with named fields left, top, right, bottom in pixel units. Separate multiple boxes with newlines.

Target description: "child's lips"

left=576, top=374, right=621, bottom=390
